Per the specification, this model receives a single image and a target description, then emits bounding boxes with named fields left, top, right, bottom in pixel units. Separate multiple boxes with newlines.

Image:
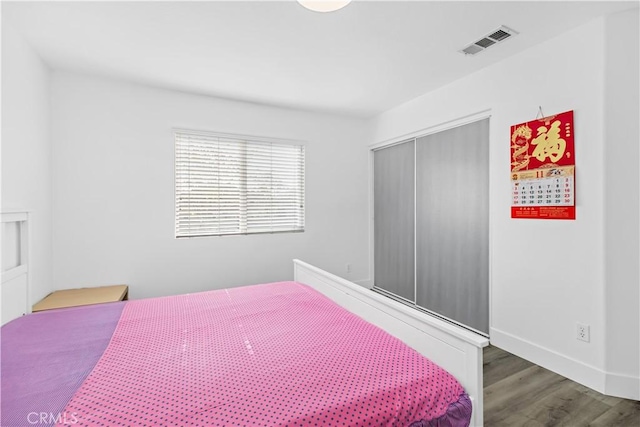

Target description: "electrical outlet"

left=346, top=263, right=352, bottom=273
left=577, top=323, right=590, bottom=342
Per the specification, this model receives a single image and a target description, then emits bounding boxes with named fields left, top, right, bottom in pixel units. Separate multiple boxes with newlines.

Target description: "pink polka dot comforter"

left=4, top=281, right=471, bottom=426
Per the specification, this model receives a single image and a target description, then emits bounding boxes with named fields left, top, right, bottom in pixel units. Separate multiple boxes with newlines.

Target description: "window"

left=175, top=130, right=305, bottom=238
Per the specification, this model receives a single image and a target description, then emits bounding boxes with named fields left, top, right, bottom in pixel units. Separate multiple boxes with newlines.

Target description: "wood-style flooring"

left=483, top=346, right=640, bottom=426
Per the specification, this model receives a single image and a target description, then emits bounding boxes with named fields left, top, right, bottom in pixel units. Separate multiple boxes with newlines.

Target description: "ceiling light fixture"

left=297, top=1, right=352, bottom=13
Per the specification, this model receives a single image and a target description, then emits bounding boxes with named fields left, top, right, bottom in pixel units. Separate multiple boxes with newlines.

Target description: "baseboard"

left=605, top=371, right=640, bottom=400
left=490, top=327, right=606, bottom=394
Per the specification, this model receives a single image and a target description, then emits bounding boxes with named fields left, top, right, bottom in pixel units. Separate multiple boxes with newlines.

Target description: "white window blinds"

left=175, top=131, right=305, bottom=238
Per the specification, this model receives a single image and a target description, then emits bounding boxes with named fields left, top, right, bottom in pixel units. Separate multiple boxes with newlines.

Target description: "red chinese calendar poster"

left=510, top=110, right=575, bottom=219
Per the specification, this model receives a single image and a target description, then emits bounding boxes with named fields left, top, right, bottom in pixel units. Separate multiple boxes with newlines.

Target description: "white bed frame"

left=0, top=222, right=487, bottom=423
left=294, top=259, right=489, bottom=427
left=1, top=211, right=31, bottom=326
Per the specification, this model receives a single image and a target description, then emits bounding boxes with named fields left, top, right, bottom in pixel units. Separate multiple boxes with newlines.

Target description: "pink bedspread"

left=57, top=281, right=467, bottom=426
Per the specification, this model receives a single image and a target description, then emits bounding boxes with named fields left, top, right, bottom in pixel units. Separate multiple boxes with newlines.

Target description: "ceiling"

left=3, top=1, right=637, bottom=117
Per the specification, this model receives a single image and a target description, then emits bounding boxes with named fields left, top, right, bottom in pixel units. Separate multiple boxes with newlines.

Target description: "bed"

left=2, top=214, right=488, bottom=426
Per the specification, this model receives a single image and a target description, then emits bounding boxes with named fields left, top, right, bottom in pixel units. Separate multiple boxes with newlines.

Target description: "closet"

left=373, top=118, right=489, bottom=335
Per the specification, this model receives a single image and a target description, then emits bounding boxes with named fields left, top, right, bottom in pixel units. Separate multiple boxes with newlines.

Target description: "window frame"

left=173, top=128, right=306, bottom=239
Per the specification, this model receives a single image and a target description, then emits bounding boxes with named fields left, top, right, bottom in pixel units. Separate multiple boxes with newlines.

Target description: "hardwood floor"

left=483, top=346, right=640, bottom=426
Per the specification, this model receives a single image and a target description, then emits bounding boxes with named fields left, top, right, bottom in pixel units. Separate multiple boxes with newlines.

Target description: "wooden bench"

left=32, top=285, right=128, bottom=312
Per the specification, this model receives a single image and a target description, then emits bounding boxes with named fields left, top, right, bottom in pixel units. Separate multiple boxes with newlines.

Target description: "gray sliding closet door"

left=374, top=140, right=415, bottom=301
left=416, top=119, right=489, bottom=334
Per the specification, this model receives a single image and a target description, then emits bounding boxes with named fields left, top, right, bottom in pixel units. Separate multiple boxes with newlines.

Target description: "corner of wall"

left=1, top=19, right=55, bottom=304
left=602, top=6, right=640, bottom=400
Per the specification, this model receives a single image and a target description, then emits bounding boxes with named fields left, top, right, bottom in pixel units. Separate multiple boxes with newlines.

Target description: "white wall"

left=368, top=10, right=639, bottom=399
left=1, top=22, right=53, bottom=304
left=6, top=3, right=637, bottom=400
left=603, top=8, right=640, bottom=398
left=51, top=72, right=370, bottom=299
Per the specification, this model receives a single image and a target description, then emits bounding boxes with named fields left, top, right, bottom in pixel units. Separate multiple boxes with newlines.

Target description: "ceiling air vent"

left=460, top=25, right=518, bottom=56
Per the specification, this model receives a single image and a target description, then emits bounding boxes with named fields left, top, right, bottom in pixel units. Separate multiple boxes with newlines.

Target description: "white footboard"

left=294, top=259, right=488, bottom=427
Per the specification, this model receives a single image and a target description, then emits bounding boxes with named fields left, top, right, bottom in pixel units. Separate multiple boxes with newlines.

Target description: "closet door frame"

left=369, top=109, right=493, bottom=337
